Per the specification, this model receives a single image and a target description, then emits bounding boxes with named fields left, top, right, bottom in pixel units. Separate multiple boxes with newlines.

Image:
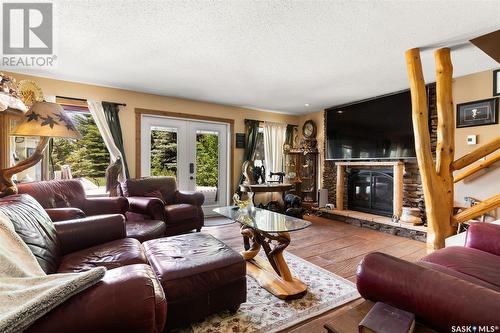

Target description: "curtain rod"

left=245, top=118, right=297, bottom=126
left=56, top=95, right=127, bottom=107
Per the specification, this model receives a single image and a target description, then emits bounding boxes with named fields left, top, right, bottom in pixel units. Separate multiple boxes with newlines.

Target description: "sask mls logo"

left=2, top=2, right=56, bottom=67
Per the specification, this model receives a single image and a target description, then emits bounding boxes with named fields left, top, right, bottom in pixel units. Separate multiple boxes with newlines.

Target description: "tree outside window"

left=51, top=111, right=110, bottom=189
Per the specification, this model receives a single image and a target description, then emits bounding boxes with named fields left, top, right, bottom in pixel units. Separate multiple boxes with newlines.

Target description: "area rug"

left=178, top=252, right=360, bottom=333
left=203, top=217, right=235, bottom=227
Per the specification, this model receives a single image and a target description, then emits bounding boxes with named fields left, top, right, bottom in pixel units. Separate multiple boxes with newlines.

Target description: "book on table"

left=358, top=302, right=415, bottom=333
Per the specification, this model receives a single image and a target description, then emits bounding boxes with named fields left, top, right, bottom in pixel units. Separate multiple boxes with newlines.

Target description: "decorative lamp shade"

left=10, top=101, right=82, bottom=139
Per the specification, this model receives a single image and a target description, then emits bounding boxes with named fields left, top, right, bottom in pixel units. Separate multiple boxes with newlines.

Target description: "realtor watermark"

left=2, top=2, right=57, bottom=67
left=451, top=325, right=499, bottom=333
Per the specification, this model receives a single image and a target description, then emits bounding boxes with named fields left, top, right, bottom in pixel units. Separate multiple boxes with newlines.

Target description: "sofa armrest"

left=54, top=214, right=126, bottom=254
left=356, top=252, right=500, bottom=332
left=83, top=196, right=129, bottom=216
left=465, top=223, right=500, bottom=256
left=45, top=208, right=86, bottom=222
left=26, top=264, right=167, bottom=333
left=176, top=190, right=204, bottom=206
left=127, top=196, right=165, bottom=220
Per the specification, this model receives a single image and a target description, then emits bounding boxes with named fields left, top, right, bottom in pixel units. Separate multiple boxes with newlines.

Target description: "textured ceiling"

left=8, top=0, right=500, bottom=114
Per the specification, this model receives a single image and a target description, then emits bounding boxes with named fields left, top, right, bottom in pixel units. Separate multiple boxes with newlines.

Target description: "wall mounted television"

left=326, top=89, right=419, bottom=160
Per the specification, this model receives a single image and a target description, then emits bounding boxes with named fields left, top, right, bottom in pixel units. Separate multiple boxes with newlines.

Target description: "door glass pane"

left=150, top=126, right=178, bottom=178
left=196, top=130, right=219, bottom=205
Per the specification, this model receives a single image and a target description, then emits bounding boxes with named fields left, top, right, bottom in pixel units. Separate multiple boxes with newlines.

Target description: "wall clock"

left=302, top=120, right=316, bottom=139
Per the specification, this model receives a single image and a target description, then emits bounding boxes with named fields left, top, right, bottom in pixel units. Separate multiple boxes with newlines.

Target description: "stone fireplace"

left=348, top=168, right=394, bottom=217
left=334, top=161, right=404, bottom=218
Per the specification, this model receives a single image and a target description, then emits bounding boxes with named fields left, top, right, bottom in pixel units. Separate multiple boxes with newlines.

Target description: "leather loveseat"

left=120, top=177, right=205, bottom=236
left=0, top=194, right=166, bottom=333
left=17, top=179, right=166, bottom=242
left=356, top=222, right=500, bottom=332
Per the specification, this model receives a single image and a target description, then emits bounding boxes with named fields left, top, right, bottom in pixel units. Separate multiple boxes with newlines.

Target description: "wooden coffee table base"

left=240, top=225, right=308, bottom=300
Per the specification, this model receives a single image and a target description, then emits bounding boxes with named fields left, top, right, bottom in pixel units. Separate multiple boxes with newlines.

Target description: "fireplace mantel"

left=334, top=161, right=404, bottom=218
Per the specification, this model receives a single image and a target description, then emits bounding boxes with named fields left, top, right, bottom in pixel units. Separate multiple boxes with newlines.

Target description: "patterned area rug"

left=178, top=252, right=360, bottom=333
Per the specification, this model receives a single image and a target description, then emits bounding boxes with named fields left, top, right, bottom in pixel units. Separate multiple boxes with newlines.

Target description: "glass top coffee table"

left=214, top=206, right=311, bottom=299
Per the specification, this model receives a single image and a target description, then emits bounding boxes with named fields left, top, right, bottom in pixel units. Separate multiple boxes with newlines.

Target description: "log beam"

left=452, top=137, right=500, bottom=171
left=453, top=194, right=500, bottom=224
left=454, top=152, right=500, bottom=183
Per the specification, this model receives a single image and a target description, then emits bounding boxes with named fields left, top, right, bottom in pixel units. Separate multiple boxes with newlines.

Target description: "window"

left=50, top=98, right=110, bottom=195
left=150, top=126, right=178, bottom=177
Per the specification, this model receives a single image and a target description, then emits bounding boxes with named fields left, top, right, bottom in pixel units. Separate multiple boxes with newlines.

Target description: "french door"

left=141, top=115, right=229, bottom=215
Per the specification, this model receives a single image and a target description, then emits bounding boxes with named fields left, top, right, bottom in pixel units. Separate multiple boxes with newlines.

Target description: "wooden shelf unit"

left=284, top=150, right=318, bottom=203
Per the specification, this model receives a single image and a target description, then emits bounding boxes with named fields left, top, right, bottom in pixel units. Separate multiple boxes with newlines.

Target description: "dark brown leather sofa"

left=0, top=194, right=166, bottom=333
left=17, top=179, right=166, bottom=242
left=120, top=177, right=205, bottom=236
left=356, top=223, right=500, bottom=332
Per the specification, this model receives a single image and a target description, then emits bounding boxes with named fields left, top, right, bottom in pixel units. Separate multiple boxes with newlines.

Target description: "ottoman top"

left=143, top=233, right=244, bottom=281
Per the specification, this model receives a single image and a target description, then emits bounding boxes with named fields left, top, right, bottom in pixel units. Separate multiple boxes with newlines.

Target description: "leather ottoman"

left=143, top=233, right=246, bottom=329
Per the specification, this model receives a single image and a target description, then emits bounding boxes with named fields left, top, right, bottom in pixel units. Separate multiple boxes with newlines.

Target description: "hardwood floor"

left=203, top=214, right=426, bottom=333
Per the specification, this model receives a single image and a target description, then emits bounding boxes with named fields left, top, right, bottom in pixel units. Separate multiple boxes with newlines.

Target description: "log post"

left=393, top=163, right=404, bottom=218
left=336, top=165, right=345, bottom=210
left=405, top=48, right=455, bottom=251
left=406, top=47, right=500, bottom=251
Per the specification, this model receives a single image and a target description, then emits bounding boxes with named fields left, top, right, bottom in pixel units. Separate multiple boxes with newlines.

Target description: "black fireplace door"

left=348, top=170, right=393, bottom=216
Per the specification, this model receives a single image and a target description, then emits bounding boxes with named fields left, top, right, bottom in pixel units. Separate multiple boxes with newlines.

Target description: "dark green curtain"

left=102, top=102, right=130, bottom=179
left=237, top=119, right=260, bottom=193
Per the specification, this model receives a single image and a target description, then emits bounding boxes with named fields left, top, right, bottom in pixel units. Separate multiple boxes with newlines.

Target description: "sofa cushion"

left=0, top=194, right=61, bottom=274
left=421, top=246, right=500, bottom=289
left=125, top=220, right=166, bottom=243
left=164, top=204, right=198, bottom=223
left=144, top=190, right=165, bottom=203
left=417, top=261, right=500, bottom=293
left=121, top=177, right=177, bottom=204
left=17, top=180, right=86, bottom=210
left=58, top=238, right=147, bottom=273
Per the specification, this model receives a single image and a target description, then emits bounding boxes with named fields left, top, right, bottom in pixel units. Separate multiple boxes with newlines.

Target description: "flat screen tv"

left=326, top=90, right=417, bottom=160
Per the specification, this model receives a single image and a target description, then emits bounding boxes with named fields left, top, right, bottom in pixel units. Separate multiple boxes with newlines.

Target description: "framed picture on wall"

left=456, top=98, right=498, bottom=128
left=494, top=69, right=500, bottom=96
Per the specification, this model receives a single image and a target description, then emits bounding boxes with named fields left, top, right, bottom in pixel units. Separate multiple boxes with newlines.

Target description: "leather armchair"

left=17, top=179, right=166, bottom=242
left=120, top=177, right=205, bottom=236
left=356, top=223, right=500, bottom=332
left=0, top=194, right=166, bottom=333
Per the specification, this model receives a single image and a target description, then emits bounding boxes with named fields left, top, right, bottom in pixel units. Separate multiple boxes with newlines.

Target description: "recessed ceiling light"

left=304, top=103, right=310, bottom=107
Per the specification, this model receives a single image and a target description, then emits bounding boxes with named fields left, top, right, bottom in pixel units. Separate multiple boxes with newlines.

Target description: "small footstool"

left=143, top=233, right=246, bottom=329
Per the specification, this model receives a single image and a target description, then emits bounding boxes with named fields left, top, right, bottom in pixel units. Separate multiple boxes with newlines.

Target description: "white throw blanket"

left=0, top=213, right=106, bottom=333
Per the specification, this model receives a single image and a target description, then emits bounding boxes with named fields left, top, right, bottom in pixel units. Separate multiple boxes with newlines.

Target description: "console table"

left=239, top=183, right=294, bottom=207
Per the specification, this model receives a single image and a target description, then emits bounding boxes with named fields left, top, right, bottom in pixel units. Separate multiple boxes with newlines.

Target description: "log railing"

left=405, top=47, right=500, bottom=252
left=454, top=152, right=500, bottom=183
left=452, top=137, right=500, bottom=170
left=453, top=194, right=500, bottom=224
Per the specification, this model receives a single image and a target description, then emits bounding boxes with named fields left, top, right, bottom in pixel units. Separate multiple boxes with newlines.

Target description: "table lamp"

left=0, top=101, right=82, bottom=197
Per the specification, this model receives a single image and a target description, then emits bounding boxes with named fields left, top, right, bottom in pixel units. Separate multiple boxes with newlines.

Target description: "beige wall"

left=5, top=72, right=300, bottom=190
left=453, top=69, right=500, bottom=217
